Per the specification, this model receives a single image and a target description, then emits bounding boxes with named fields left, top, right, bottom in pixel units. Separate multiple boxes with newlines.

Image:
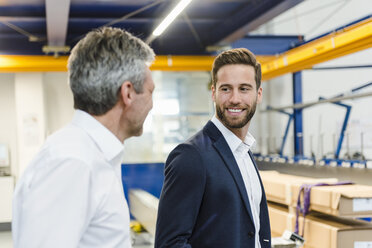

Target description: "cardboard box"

left=260, top=171, right=372, bottom=217
left=260, top=171, right=338, bottom=206
left=291, top=183, right=372, bottom=217
left=268, top=203, right=372, bottom=248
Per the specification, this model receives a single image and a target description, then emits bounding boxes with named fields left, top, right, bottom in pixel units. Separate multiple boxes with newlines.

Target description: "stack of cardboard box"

left=260, top=171, right=372, bottom=248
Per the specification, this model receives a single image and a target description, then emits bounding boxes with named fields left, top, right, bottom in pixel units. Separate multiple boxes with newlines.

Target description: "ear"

left=256, top=86, right=263, bottom=104
left=211, top=85, right=216, bottom=102
left=120, top=81, right=136, bottom=106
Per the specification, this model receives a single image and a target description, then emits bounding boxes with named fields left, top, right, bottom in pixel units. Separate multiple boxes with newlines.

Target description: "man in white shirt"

left=155, top=48, right=271, bottom=248
left=12, top=27, right=155, bottom=248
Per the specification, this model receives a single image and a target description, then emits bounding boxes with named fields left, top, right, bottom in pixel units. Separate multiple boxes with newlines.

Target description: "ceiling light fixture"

left=146, top=0, right=192, bottom=43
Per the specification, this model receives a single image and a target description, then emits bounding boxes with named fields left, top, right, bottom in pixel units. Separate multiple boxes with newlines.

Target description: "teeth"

left=228, top=109, right=242, bottom=113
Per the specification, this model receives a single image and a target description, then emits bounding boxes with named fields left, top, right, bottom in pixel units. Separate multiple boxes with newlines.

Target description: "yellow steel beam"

left=151, top=55, right=274, bottom=71
left=0, top=54, right=274, bottom=73
left=0, top=55, right=214, bottom=72
left=2, top=15, right=371, bottom=76
left=0, top=55, right=215, bottom=72
left=261, top=17, right=372, bottom=81
left=0, top=55, right=69, bottom=72
left=151, top=56, right=214, bottom=71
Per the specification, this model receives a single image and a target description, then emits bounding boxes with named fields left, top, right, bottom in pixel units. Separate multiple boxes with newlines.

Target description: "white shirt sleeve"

left=13, top=158, right=94, bottom=248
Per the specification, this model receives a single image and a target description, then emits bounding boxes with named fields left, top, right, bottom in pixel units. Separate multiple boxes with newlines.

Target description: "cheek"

left=245, top=93, right=257, bottom=103
left=215, top=94, right=228, bottom=104
left=253, top=94, right=259, bottom=104
left=146, top=94, right=153, bottom=110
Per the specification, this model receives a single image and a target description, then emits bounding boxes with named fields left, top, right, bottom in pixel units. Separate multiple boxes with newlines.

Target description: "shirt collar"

left=211, top=115, right=256, bottom=153
left=71, top=110, right=124, bottom=166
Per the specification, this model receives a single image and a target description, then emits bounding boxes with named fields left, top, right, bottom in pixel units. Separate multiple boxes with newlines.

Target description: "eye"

left=220, top=87, right=230, bottom=92
left=240, top=87, right=249, bottom=91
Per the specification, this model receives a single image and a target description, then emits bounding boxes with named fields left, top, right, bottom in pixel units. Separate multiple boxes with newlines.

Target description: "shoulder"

left=19, top=140, right=117, bottom=207
left=187, top=127, right=215, bottom=151
left=46, top=124, right=119, bottom=179
left=43, top=124, right=101, bottom=165
left=21, top=124, right=113, bottom=185
left=164, top=129, right=214, bottom=177
left=168, top=127, right=212, bottom=159
left=166, top=142, right=202, bottom=166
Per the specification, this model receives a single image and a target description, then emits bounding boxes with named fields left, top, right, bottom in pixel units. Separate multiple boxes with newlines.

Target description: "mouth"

left=226, top=108, right=245, bottom=116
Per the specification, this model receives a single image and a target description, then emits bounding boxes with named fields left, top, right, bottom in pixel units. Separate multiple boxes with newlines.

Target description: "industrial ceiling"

left=0, top=0, right=304, bottom=56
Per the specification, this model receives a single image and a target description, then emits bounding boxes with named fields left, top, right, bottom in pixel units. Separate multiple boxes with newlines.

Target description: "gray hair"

left=68, top=27, right=155, bottom=115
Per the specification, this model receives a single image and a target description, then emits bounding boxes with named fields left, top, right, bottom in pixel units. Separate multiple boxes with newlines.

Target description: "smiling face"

left=212, top=64, right=262, bottom=140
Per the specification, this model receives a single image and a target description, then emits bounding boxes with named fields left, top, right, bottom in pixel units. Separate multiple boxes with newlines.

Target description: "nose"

left=229, top=89, right=241, bottom=105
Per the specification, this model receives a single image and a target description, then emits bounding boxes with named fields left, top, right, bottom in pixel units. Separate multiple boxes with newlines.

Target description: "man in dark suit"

left=155, top=48, right=271, bottom=248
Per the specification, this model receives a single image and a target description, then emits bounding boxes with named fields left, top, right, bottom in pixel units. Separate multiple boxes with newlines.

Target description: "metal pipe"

left=335, top=106, right=352, bottom=159
left=279, top=113, right=293, bottom=156
left=320, top=133, right=324, bottom=159
left=262, top=91, right=372, bottom=112
left=259, top=136, right=263, bottom=155
left=297, top=132, right=303, bottom=157
left=346, top=132, right=350, bottom=159
left=311, top=65, right=372, bottom=70
left=333, top=133, right=336, bottom=155
left=361, top=132, right=364, bottom=159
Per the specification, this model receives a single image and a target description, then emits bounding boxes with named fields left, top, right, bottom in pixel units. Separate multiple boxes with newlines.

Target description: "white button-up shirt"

left=13, top=110, right=131, bottom=248
left=211, top=116, right=262, bottom=248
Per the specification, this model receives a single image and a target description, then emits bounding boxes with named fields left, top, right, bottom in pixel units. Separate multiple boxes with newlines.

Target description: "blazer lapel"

left=212, top=133, right=255, bottom=225
left=249, top=150, right=268, bottom=203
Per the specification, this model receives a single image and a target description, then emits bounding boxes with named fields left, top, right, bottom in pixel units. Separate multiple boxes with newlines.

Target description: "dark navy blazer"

left=155, top=121, right=271, bottom=248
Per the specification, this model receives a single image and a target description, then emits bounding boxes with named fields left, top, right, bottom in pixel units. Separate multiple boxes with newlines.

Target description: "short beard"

left=216, top=101, right=257, bottom=129
left=127, top=120, right=144, bottom=137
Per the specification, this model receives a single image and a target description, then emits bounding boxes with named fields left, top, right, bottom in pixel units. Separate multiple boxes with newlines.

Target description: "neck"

left=228, top=124, right=249, bottom=142
left=92, top=106, right=128, bottom=143
left=215, top=115, right=250, bottom=141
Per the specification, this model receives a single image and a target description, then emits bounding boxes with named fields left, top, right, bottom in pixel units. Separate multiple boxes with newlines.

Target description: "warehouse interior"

left=1, top=0, right=372, bottom=247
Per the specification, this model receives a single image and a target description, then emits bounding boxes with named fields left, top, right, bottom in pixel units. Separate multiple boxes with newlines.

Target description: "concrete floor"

left=0, top=230, right=153, bottom=248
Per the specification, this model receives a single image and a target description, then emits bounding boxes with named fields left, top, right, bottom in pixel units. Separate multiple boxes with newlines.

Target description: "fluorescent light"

left=152, top=0, right=192, bottom=37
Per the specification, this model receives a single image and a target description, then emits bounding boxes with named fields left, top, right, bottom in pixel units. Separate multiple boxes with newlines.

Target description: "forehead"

left=216, top=64, right=256, bottom=86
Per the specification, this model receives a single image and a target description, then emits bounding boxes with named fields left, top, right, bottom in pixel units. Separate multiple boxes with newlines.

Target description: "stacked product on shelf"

left=260, top=171, right=372, bottom=248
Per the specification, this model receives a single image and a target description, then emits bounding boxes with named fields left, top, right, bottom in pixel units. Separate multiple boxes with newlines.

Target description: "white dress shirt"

left=13, top=110, right=131, bottom=248
left=211, top=116, right=262, bottom=248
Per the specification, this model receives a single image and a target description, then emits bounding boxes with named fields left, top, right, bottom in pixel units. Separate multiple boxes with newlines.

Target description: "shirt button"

left=248, top=231, right=254, bottom=238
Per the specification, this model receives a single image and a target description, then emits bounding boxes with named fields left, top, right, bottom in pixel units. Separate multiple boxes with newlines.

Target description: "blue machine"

left=121, top=163, right=165, bottom=203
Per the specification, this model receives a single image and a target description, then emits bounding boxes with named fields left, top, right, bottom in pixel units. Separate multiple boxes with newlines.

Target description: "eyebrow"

left=218, top=83, right=254, bottom=88
left=240, top=84, right=253, bottom=88
left=218, top=83, right=231, bottom=88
